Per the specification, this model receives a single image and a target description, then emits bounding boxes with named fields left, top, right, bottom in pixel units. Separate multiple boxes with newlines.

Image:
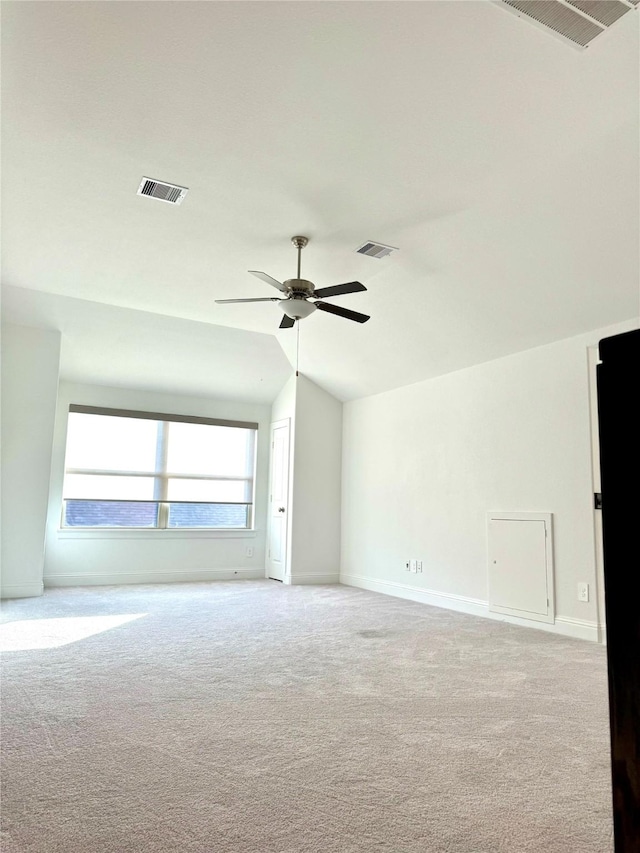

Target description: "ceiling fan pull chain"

left=296, top=320, right=300, bottom=376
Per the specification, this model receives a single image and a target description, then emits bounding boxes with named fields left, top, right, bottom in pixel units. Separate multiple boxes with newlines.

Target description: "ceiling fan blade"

left=315, top=301, right=370, bottom=324
left=215, top=297, right=279, bottom=304
left=313, top=281, right=367, bottom=299
left=279, top=315, right=296, bottom=329
left=248, top=271, right=288, bottom=292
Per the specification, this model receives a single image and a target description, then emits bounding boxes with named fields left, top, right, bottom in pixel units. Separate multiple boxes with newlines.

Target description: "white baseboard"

left=501, top=613, right=598, bottom=642
left=340, top=573, right=486, bottom=617
left=0, top=581, right=44, bottom=600
left=44, top=567, right=265, bottom=588
left=340, top=574, right=599, bottom=642
left=288, top=572, right=340, bottom=586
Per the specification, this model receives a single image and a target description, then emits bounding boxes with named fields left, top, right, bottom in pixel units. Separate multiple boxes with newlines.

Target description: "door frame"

left=587, top=345, right=607, bottom=643
left=265, top=418, right=290, bottom=582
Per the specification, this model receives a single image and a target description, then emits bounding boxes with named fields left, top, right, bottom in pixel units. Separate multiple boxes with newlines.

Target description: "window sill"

left=56, top=529, right=257, bottom=540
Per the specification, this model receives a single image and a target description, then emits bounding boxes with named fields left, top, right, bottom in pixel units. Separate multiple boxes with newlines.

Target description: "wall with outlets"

left=1, top=324, right=61, bottom=598
left=3, top=311, right=635, bottom=627
left=43, top=381, right=271, bottom=588
left=340, top=319, right=639, bottom=641
left=270, top=373, right=342, bottom=585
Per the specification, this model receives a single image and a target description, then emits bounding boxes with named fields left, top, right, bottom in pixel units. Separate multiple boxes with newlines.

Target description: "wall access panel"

left=487, top=512, right=555, bottom=624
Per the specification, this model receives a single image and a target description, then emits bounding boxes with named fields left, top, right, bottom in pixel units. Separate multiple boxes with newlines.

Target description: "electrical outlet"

left=578, top=582, right=589, bottom=602
left=410, top=560, right=417, bottom=573
left=246, top=546, right=254, bottom=558
left=416, top=560, right=423, bottom=573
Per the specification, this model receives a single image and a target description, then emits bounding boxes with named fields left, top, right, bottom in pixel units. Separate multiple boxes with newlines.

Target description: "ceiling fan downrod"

left=281, top=236, right=316, bottom=320
left=291, top=235, right=308, bottom=280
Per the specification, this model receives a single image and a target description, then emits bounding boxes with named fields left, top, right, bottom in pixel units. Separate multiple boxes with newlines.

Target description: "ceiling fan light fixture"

left=217, top=235, right=369, bottom=328
left=281, top=298, right=316, bottom=320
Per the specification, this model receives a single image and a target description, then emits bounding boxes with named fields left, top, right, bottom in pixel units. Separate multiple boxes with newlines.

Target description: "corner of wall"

left=1, top=324, right=61, bottom=599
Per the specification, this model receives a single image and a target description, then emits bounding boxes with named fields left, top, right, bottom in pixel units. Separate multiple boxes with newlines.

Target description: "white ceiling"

left=1, top=1, right=638, bottom=402
left=1, top=285, right=291, bottom=404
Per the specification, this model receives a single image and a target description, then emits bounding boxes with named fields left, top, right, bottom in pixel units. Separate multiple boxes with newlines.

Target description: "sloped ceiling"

left=1, top=1, right=638, bottom=401
left=1, top=286, right=291, bottom=404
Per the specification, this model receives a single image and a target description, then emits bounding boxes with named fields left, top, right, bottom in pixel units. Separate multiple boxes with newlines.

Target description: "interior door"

left=266, top=419, right=290, bottom=582
left=588, top=345, right=606, bottom=641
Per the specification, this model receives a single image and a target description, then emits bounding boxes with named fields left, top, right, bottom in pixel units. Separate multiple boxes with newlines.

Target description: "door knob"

left=278, top=507, right=285, bottom=513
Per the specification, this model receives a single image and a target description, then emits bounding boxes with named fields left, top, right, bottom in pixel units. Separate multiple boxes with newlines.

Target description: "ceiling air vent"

left=500, top=0, right=605, bottom=47
left=137, top=177, right=188, bottom=205
left=355, top=241, right=398, bottom=259
left=498, top=0, right=637, bottom=48
left=564, top=0, right=632, bottom=26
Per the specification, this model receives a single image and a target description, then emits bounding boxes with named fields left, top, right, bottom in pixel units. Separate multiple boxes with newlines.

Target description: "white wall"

left=43, top=381, right=271, bottom=587
left=341, top=319, right=639, bottom=641
left=1, top=324, right=61, bottom=598
left=289, top=374, right=342, bottom=584
left=269, top=373, right=342, bottom=584
left=271, top=374, right=296, bottom=424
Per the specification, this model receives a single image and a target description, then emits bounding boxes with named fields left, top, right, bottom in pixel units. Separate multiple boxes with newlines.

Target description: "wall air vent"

left=355, top=241, right=398, bottom=259
left=137, top=177, right=188, bottom=205
left=498, top=0, right=637, bottom=48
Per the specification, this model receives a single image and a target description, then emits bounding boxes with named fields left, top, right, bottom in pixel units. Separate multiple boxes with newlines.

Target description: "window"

left=61, top=406, right=257, bottom=529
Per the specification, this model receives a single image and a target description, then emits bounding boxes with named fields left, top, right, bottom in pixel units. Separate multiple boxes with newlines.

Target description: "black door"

left=597, top=328, right=640, bottom=852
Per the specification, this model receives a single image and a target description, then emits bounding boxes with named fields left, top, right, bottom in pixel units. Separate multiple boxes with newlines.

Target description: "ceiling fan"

left=215, top=236, right=370, bottom=329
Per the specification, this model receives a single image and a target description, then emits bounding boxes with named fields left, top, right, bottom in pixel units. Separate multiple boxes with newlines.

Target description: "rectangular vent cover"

left=501, top=0, right=604, bottom=46
left=565, top=0, right=631, bottom=26
left=137, top=177, right=188, bottom=205
left=499, top=0, right=637, bottom=48
left=355, top=241, right=398, bottom=259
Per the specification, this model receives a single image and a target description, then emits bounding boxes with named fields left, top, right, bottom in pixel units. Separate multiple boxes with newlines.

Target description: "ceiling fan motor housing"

left=283, top=278, right=314, bottom=296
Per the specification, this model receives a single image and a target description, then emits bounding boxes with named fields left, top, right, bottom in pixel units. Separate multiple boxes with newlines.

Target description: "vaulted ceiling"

left=2, top=1, right=638, bottom=401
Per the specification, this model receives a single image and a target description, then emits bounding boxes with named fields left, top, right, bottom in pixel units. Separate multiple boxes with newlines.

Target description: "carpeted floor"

left=0, top=581, right=613, bottom=852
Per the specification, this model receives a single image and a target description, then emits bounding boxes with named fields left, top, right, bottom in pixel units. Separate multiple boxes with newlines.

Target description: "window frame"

left=60, top=405, right=258, bottom=531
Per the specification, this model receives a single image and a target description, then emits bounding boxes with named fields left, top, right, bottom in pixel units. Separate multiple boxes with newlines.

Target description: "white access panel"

left=488, top=513, right=554, bottom=624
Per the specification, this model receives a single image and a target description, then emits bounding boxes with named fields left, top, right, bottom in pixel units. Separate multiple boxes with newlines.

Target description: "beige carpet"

left=0, top=581, right=612, bottom=852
